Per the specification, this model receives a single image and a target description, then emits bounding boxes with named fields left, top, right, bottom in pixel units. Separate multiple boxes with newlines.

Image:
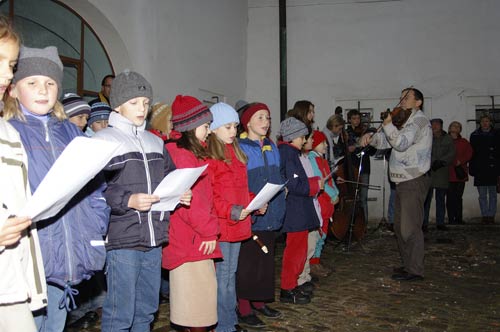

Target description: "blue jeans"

left=477, top=185, right=497, bottom=217
left=423, top=187, right=447, bottom=226
left=102, top=248, right=161, bottom=332
left=34, top=284, right=67, bottom=332
left=215, top=241, right=241, bottom=332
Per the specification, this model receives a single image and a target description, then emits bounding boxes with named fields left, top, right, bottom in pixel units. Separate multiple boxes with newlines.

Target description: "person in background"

left=147, top=101, right=174, bottom=305
left=322, top=114, right=348, bottom=171
left=288, top=100, right=315, bottom=130
left=346, top=109, right=376, bottom=223
left=0, top=15, right=47, bottom=332
left=237, top=103, right=285, bottom=328
left=469, top=113, right=500, bottom=224
left=149, top=102, right=173, bottom=143
left=62, top=92, right=91, bottom=131
left=5, top=45, right=109, bottom=332
left=90, top=74, right=114, bottom=106
left=423, top=118, right=455, bottom=231
left=85, top=102, right=111, bottom=136
left=446, top=121, right=473, bottom=225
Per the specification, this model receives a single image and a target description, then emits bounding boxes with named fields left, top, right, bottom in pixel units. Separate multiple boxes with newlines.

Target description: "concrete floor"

left=78, top=221, right=500, bottom=332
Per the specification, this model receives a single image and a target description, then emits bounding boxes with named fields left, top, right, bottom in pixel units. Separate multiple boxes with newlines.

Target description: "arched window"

left=0, top=0, right=114, bottom=100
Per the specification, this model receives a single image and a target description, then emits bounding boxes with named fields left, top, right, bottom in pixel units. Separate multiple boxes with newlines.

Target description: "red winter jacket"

left=449, top=136, right=473, bottom=182
left=162, top=142, right=222, bottom=270
left=208, top=144, right=252, bottom=242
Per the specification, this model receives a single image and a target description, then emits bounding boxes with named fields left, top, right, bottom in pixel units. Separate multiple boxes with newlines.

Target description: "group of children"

left=0, top=15, right=341, bottom=332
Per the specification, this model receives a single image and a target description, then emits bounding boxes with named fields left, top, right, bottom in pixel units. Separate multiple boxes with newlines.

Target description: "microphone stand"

left=346, top=151, right=365, bottom=252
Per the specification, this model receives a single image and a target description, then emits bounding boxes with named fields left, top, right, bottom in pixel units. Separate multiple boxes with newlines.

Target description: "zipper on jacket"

left=136, top=131, right=156, bottom=247
left=44, top=120, right=75, bottom=282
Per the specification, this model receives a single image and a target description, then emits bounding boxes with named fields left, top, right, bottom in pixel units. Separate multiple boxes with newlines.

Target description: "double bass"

left=330, top=128, right=366, bottom=244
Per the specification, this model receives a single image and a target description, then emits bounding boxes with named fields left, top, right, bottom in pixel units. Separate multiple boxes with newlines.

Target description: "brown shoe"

left=310, top=263, right=331, bottom=277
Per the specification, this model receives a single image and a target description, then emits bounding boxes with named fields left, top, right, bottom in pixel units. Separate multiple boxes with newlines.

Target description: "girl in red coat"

left=207, top=102, right=260, bottom=332
left=165, top=95, right=223, bottom=332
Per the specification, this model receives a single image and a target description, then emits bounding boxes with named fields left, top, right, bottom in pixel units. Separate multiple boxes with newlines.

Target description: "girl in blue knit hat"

left=207, top=102, right=266, bottom=332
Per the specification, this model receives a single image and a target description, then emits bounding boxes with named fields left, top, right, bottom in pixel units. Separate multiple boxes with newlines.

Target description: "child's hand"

left=319, top=178, right=325, bottom=190
left=199, top=240, right=217, bottom=255
left=0, top=216, right=31, bottom=246
left=239, top=209, right=251, bottom=220
left=256, top=203, right=268, bottom=215
left=179, top=190, right=192, bottom=206
left=332, top=196, right=340, bottom=205
left=128, top=193, right=160, bottom=211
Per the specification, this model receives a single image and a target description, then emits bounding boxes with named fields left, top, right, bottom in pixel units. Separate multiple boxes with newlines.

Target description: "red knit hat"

left=171, top=95, right=212, bottom=132
left=240, top=102, right=270, bottom=131
left=312, top=130, right=327, bottom=150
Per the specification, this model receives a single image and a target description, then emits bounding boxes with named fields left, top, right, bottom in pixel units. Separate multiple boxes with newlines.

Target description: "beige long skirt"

left=169, top=259, right=218, bottom=327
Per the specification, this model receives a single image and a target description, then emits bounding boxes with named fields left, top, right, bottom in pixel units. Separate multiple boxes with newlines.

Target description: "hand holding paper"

left=245, top=183, right=285, bottom=211
left=151, top=165, right=207, bottom=211
left=20, top=137, right=121, bottom=222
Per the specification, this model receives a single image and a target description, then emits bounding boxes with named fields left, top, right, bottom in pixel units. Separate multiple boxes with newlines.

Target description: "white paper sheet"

left=245, top=182, right=285, bottom=211
left=21, top=136, right=121, bottom=222
left=151, top=165, right=208, bottom=212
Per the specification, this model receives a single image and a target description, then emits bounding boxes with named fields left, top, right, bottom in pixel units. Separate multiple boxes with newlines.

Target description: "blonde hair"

left=326, top=114, right=345, bottom=130
left=207, top=134, right=247, bottom=164
left=3, top=95, right=66, bottom=121
left=0, top=16, right=20, bottom=46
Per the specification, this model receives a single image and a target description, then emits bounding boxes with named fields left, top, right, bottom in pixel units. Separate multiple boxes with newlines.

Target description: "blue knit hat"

left=209, top=102, right=239, bottom=130
left=88, top=102, right=111, bottom=126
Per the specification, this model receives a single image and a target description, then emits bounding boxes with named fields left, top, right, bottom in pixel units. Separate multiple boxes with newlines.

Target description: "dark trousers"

left=394, top=175, right=430, bottom=276
left=423, top=187, right=447, bottom=226
left=446, top=182, right=465, bottom=224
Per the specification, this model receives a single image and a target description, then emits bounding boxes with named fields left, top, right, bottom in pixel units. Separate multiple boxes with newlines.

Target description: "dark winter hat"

left=13, top=46, right=63, bottom=97
left=430, top=118, right=443, bottom=126
left=62, top=93, right=91, bottom=118
left=209, top=102, right=239, bottom=131
left=88, top=102, right=111, bottom=126
left=279, top=117, right=309, bottom=142
left=109, top=70, right=153, bottom=109
left=171, top=95, right=212, bottom=132
left=241, top=102, right=270, bottom=132
left=311, top=130, right=327, bottom=150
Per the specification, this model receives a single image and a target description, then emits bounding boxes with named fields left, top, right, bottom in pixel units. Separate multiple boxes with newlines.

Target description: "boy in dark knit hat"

left=93, top=70, right=192, bottom=332
left=277, top=117, right=322, bottom=305
left=85, top=102, right=111, bottom=136
left=62, top=92, right=91, bottom=131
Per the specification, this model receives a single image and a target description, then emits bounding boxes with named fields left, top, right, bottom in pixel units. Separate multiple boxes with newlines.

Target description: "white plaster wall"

left=61, top=0, right=248, bottom=106
left=247, top=0, right=500, bottom=221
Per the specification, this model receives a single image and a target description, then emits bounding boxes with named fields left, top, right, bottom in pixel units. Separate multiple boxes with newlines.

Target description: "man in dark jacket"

left=469, top=113, right=500, bottom=224
left=423, top=118, right=455, bottom=230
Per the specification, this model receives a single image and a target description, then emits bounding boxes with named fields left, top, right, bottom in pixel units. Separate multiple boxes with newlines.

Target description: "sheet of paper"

left=245, top=182, right=285, bottom=211
left=151, top=165, right=207, bottom=212
left=21, top=136, right=121, bottom=222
